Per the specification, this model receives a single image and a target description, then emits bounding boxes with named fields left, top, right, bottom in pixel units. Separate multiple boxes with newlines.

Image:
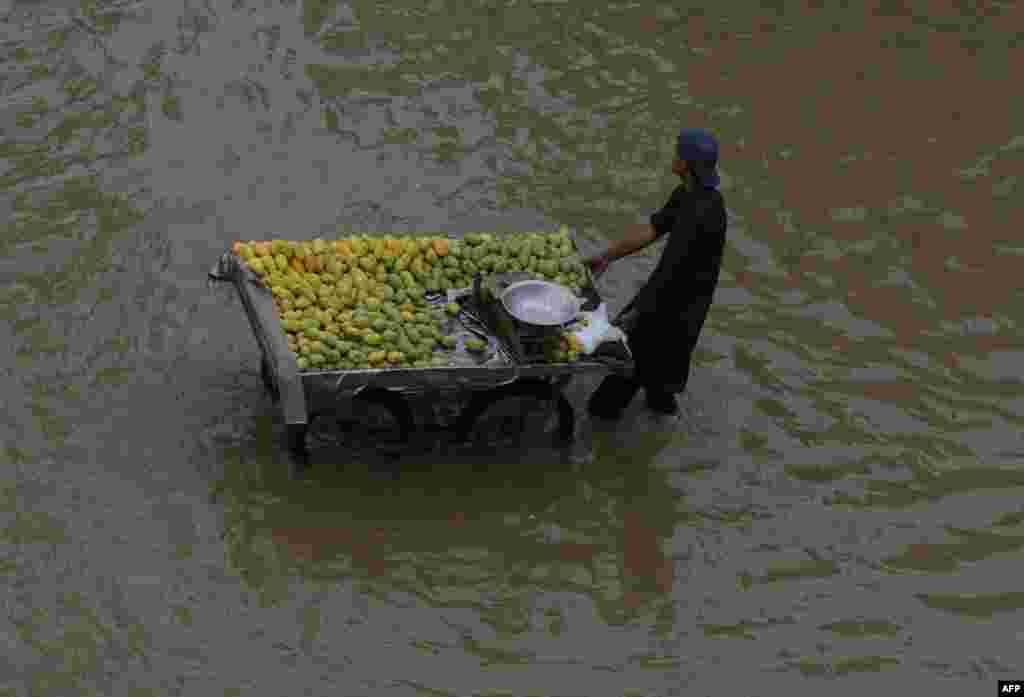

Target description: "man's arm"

left=606, top=223, right=658, bottom=261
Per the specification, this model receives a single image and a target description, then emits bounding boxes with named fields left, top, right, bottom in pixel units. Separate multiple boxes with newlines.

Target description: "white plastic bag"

left=572, top=302, right=626, bottom=355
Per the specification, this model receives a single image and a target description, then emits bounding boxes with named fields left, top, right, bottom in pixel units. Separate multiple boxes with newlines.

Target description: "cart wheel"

left=261, top=358, right=280, bottom=403
left=307, top=388, right=414, bottom=460
left=453, top=378, right=559, bottom=451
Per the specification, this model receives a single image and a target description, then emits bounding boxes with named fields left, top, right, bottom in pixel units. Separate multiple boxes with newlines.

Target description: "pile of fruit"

left=230, top=228, right=589, bottom=371
left=543, top=331, right=584, bottom=364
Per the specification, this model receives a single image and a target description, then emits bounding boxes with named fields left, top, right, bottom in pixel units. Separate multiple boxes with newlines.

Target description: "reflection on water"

left=2, top=0, right=1023, bottom=693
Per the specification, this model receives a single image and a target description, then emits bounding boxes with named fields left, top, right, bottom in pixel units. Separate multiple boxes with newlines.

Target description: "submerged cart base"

left=210, top=247, right=632, bottom=480
left=264, top=358, right=580, bottom=479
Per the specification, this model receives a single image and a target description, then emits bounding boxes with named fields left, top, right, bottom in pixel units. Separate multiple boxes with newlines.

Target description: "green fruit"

left=296, top=357, right=310, bottom=370
left=440, top=335, right=456, bottom=349
left=302, top=318, right=321, bottom=331
left=464, top=338, right=486, bottom=353
left=309, top=353, right=326, bottom=367
left=445, top=302, right=460, bottom=315
left=364, top=332, right=384, bottom=346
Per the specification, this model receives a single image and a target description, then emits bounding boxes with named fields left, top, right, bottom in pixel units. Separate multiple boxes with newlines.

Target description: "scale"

left=459, top=272, right=601, bottom=364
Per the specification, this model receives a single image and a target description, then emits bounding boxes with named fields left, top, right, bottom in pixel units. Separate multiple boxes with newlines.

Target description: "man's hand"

left=584, top=251, right=611, bottom=278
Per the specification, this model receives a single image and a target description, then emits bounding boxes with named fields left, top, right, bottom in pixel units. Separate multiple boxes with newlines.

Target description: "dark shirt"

left=631, top=183, right=728, bottom=332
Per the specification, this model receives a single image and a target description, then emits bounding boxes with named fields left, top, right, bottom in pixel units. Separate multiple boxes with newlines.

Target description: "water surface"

left=2, top=0, right=1023, bottom=695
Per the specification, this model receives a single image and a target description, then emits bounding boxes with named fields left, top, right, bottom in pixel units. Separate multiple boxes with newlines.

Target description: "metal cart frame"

left=208, top=240, right=631, bottom=479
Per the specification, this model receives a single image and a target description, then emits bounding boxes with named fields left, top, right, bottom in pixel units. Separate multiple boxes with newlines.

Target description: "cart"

left=207, top=232, right=633, bottom=479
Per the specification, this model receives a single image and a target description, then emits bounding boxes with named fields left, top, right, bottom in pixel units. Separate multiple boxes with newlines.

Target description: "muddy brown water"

left=1, top=1, right=1023, bottom=695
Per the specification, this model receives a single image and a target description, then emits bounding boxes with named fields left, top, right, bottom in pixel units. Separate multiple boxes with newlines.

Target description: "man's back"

left=634, top=184, right=728, bottom=321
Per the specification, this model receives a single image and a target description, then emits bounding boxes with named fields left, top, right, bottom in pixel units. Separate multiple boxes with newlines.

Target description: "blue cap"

left=677, top=128, right=720, bottom=189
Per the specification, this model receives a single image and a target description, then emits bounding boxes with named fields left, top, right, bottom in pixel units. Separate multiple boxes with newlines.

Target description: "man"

left=584, top=128, right=728, bottom=418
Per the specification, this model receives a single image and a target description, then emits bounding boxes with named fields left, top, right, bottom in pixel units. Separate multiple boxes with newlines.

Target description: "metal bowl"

left=500, top=280, right=581, bottom=327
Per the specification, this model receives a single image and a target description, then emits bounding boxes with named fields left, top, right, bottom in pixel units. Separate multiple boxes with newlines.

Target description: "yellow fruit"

left=368, top=350, right=387, bottom=364
left=432, top=238, right=449, bottom=257
left=387, top=351, right=404, bottom=363
left=312, top=238, right=328, bottom=255
left=335, top=240, right=354, bottom=257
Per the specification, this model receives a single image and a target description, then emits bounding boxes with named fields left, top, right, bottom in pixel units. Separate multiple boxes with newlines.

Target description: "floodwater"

left=2, top=0, right=1023, bottom=694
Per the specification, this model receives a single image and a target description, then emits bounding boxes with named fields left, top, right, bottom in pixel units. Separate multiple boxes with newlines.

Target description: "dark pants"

left=588, top=333, right=695, bottom=417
